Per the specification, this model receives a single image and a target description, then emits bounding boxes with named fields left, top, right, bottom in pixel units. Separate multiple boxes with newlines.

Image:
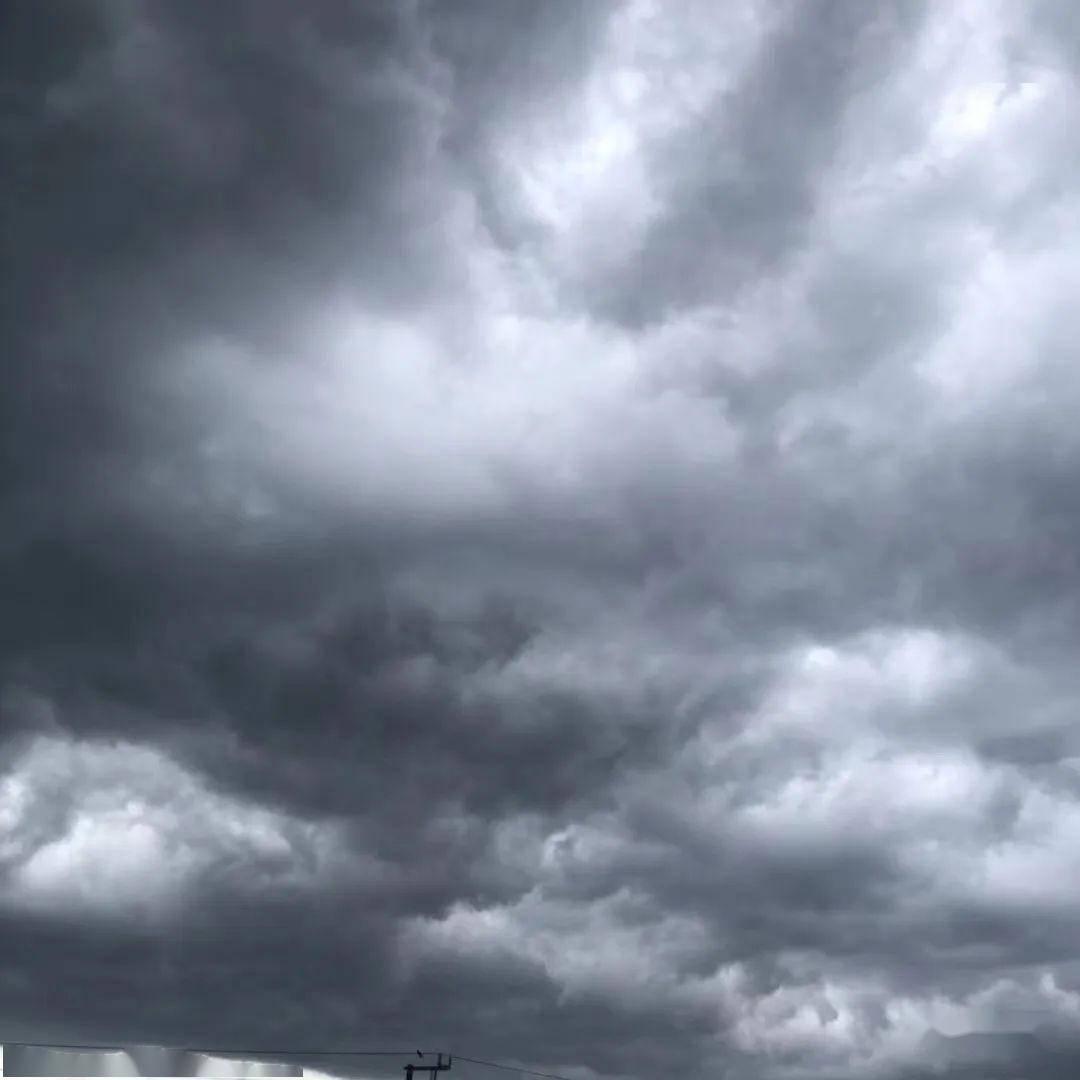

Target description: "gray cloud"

left=4, top=1, right=1080, bottom=1078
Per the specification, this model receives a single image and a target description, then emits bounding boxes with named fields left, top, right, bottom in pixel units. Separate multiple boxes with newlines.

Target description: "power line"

left=2, top=1041, right=440, bottom=1058
left=451, top=1055, right=581, bottom=1080
left=3, top=1042, right=587, bottom=1079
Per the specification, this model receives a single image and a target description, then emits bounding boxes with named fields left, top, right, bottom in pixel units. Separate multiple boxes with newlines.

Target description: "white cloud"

left=0, top=733, right=348, bottom=923
left=405, top=885, right=715, bottom=1013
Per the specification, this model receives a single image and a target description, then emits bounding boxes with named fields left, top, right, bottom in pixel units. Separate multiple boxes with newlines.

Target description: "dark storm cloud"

left=4, top=1, right=1080, bottom=1079
left=1, top=0, right=449, bottom=543
left=429, top=0, right=614, bottom=251
left=581, top=0, right=931, bottom=328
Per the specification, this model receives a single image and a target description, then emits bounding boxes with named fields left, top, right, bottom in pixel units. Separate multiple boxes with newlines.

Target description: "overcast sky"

left=3, top=1, right=1080, bottom=1078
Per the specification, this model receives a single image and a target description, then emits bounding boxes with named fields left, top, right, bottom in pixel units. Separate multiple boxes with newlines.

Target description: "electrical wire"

left=450, top=1055, right=580, bottom=1080
left=3, top=1041, right=585, bottom=1079
left=1, top=1042, right=437, bottom=1057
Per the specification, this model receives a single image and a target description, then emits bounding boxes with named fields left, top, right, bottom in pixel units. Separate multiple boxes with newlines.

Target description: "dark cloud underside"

left=4, top=2, right=1080, bottom=1078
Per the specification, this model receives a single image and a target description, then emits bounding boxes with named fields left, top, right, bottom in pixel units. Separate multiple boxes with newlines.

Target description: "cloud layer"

left=4, top=1, right=1080, bottom=1077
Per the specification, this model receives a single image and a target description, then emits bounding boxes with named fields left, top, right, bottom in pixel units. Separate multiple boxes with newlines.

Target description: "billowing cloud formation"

left=4, top=1, right=1080, bottom=1077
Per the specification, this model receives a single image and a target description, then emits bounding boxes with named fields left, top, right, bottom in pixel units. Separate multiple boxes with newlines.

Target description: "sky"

left=3, top=1, right=1080, bottom=1078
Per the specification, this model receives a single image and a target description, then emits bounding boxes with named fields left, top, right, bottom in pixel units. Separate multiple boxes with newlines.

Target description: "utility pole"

left=405, top=1052, right=452, bottom=1080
